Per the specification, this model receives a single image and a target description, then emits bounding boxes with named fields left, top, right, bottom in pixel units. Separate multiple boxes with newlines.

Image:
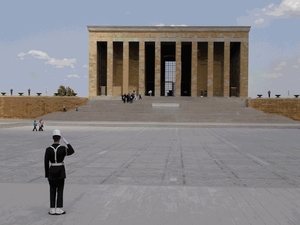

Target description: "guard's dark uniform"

left=44, top=143, right=74, bottom=208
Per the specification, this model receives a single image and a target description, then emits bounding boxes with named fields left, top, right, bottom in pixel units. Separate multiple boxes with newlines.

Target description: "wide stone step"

left=39, top=97, right=297, bottom=124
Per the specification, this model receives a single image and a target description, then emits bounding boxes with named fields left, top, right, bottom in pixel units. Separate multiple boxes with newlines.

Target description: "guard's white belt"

left=51, top=162, right=64, bottom=166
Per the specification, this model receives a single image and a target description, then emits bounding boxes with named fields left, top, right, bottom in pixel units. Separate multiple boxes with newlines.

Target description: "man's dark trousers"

left=48, top=179, right=65, bottom=208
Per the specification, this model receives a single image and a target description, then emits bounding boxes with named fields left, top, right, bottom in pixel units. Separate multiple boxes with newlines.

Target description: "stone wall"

left=247, top=98, right=300, bottom=121
left=0, top=96, right=88, bottom=119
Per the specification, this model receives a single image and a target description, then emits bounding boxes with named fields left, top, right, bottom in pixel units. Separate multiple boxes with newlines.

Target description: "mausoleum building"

left=87, top=26, right=250, bottom=98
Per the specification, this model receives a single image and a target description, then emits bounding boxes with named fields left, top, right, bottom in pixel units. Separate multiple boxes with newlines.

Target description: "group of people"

left=122, top=93, right=135, bottom=103
left=32, top=119, right=44, bottom=131
left=122, top=92, right=142, bottom=103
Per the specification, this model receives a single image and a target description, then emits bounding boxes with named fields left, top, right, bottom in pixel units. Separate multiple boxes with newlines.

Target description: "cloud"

left=83, top=64, right=88, bottom=68
left=278, top=61, right=287, bottom=67
left=254, top=18, right=264, bottom=24
left=46, top=58, right=76, bottom=69
left=265, top=0, right=300, bottom=17
left=67, top=74, right=80, bottom=78
left=260, top=72, right=283, bottom=78
left=237, top=0, right=300, bottom=27
left=18, top=50, right=76, bottom=68
left=18, top=52, right=26, bottom=60
left=274, top=61, right=287, bottom=70
left=28, top=50, right=49, bottom=60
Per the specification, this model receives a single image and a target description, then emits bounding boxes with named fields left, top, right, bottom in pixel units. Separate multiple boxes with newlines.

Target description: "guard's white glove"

left=62, top=137, right=69, bottom=145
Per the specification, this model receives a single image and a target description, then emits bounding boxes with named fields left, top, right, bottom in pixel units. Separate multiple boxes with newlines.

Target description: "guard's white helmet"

left=53, top=129, right=61, bottom=137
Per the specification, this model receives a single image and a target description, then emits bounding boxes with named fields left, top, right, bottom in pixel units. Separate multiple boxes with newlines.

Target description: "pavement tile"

left=1, top=122, right=300, bottom=224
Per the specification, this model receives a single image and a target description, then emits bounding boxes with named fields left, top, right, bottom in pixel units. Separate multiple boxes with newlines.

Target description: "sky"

left=0, top=0, right=299, bottom=97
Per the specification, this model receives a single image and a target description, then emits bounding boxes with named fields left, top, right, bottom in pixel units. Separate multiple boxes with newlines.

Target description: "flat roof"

left=87, top=26, right=251, bottom=33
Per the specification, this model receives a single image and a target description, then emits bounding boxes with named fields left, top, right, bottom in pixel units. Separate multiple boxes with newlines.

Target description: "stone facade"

left=88, top=26, right=250, bottom=98
left=247, top=98, right=300, bottom=121
left=0, top=97, right=88, bottom=119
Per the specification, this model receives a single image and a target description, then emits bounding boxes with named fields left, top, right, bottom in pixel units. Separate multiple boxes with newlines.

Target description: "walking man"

left=268, top=90, right=271, bottom=98
left=32, top=120, right=38, bottom=131
left=44, top=129, right=75, bottom=215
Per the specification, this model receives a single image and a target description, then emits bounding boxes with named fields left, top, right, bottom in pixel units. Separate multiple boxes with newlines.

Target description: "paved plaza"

left=1, top=120, right=300, bottom=224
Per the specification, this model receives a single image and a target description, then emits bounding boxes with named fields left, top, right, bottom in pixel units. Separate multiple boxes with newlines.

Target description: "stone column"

left=223, top=42, right=230, bottom=97
left=88, top=36, right=97, bottom=97
left=191, top=41, right=198, bottom=97
left=107, top=41, right=113, bottom=96
left=240, top=41, right=248, bottom=97
left=123, top=41, right=129, bottom=94
left=139, top=41, right=145, bottom=96
left=155, top=41, right=161, bottom=96
left=175, top=41, right=182, bottom=97
left=207, top=41, right=214, bottom=97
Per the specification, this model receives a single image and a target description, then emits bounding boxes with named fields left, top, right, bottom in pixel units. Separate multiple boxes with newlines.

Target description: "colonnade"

left=88, top=26, right=250, bottom=98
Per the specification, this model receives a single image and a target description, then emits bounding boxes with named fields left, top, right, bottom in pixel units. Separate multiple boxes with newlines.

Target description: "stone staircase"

left=39, top=97, right=297, bottom=124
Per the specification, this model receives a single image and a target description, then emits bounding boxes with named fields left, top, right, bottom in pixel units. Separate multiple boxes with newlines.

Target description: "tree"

left=57, top=85, right=75, bottom=96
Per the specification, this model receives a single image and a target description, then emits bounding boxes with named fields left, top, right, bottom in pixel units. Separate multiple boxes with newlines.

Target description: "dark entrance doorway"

left=97, top=42, right=107, bottom=95
left=164, top=61, right=176, bottom=96
left=161, top=42, right=176, bottom=96
left=145, top=42, right=155, bottom=96
left=181, top=42, right=192, bottom=96
left=230, top=42, right=241, bottom=97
